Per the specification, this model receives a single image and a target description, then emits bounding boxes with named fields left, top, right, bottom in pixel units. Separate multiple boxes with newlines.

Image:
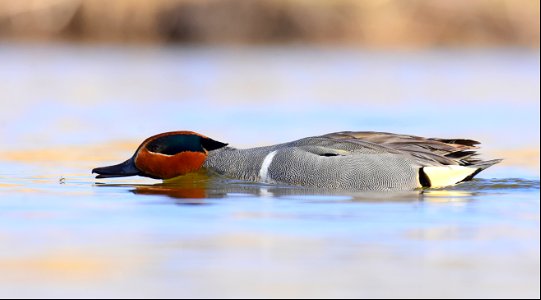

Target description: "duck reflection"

left=133, top=184, right=478, bottom=203
left=131, top=172, right=221, bottom=205
left=96, top=172, right=477, bottom=204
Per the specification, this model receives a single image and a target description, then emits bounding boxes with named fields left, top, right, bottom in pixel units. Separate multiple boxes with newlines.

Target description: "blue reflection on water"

left=0, top=43, right=539, bottom=298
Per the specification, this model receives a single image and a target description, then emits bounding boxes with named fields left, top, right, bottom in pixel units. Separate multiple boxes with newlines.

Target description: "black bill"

left=92, top=157, right=142, bottom=178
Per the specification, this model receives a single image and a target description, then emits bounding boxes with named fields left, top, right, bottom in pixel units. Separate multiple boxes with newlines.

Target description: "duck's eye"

left=146, top=135, right=205, bottom=155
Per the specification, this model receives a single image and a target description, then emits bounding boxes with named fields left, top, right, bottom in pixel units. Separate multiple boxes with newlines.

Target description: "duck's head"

left=92, top=131, right=227, bottom=180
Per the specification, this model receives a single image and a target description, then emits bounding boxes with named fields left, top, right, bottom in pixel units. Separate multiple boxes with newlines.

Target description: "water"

left=0, top=43, right=539, bottom=298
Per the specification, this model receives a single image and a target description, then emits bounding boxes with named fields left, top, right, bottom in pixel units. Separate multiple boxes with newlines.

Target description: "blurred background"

left=0, top=0, right=539, bottom=298
left=0, top=0, right=539, bottom=47
left=0, top=0, right=539, bottom=173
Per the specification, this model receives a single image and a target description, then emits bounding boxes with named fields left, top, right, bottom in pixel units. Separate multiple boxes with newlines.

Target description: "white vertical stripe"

left=259, top=150, right=278, bottom=183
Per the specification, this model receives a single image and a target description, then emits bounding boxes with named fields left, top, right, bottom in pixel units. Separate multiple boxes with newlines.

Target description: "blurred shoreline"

left=0, top=141, right=539, bottom=176
left=0, top=0, right=539, bottom=48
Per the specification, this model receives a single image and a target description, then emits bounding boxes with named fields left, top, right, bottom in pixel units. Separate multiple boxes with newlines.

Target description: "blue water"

left=0, top=43, right=539, bottom=298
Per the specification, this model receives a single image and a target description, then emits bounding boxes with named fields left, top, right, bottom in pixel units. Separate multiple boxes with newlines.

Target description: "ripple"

left=444, top=178, right=540, bottom=191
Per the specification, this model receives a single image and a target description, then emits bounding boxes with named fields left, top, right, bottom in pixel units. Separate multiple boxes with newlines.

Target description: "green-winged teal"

left=92, top=131, right=501, bottom=190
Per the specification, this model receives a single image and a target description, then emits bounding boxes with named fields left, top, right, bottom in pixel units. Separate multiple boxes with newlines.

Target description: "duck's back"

left=205, top=131, right=501, bottom=190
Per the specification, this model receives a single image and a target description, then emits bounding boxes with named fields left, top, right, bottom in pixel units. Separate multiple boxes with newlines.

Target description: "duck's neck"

left=203, top=146, right=276, bottom=182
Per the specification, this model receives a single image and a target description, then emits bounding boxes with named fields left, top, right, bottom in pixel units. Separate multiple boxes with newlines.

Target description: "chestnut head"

left=92, top=131, right=227, bottom=180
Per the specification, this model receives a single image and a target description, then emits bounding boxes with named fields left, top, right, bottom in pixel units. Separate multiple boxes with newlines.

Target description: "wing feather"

left=317, top=131, right=491, bottom=167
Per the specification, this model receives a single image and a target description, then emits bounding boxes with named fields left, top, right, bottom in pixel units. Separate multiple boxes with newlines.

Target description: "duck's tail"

left=462, top=159, right=503, bottom=181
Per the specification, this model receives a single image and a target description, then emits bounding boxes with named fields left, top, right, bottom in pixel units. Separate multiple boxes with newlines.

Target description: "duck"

left=92, top=131, right=501, bottom=191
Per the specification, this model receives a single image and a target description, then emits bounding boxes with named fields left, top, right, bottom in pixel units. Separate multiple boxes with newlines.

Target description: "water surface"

left=0, top=43, right=539, bottom=298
